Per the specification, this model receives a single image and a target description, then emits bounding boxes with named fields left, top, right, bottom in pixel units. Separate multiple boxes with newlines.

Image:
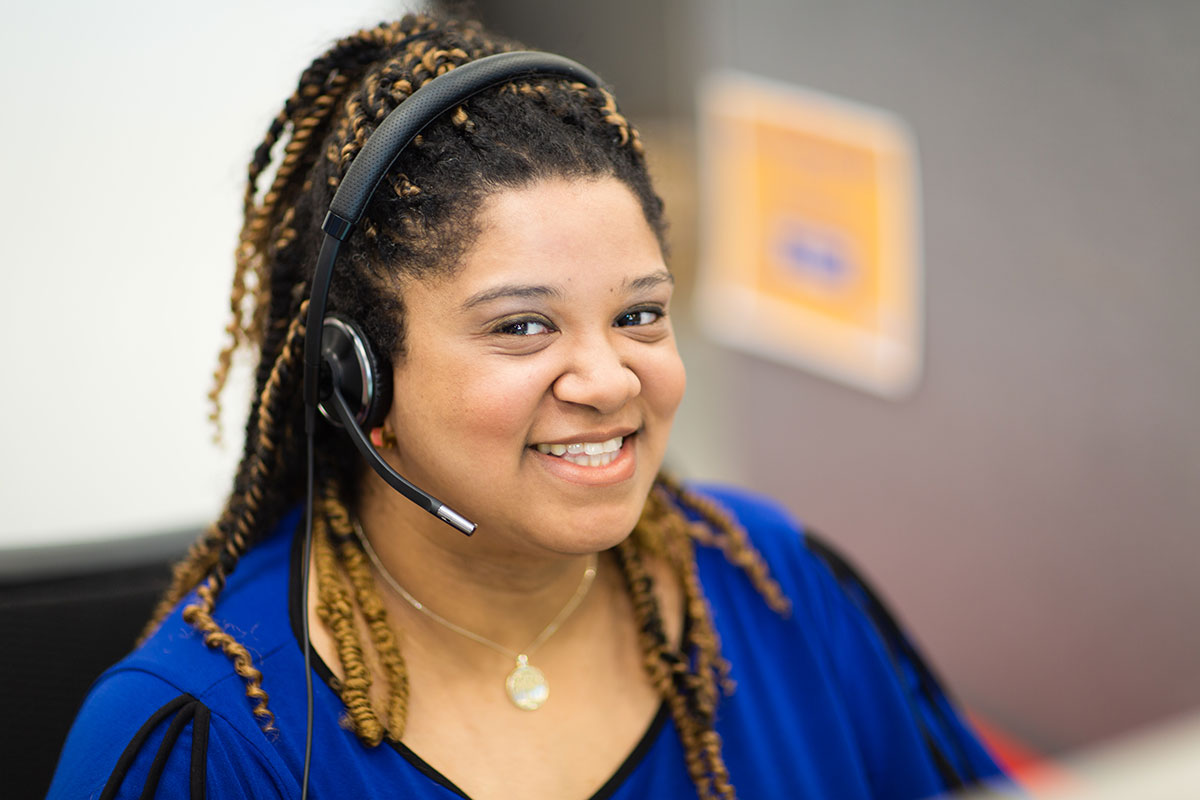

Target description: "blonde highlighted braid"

left=152, top=13, right=785, bottom=800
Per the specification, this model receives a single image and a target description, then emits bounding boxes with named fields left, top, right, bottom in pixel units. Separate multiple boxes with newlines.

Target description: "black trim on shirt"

left=287, top=522, right=671, bottom=800
left=191, top=704, right=211, bottom=800
left=385, top=740, right=473, bottom=799
left=587, top=702, right=670, bottom=800
left=144, top=700, right=197, bottom=797
left=99, top=693, right=211, bottom=800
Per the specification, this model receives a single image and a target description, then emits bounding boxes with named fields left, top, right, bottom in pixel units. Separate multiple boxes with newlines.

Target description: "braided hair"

left=147, top=14, right=788, bottom=799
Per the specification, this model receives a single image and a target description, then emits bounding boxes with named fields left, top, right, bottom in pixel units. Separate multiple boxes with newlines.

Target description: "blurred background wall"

left=3, top=0, right=1197, bottom=792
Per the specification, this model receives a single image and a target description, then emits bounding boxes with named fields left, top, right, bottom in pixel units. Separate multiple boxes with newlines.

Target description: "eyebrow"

left=625, top=271, right=675, bottom=292
left=461, top=283, right=564, bottom=309
left=460, top=270, right=674, bottom=310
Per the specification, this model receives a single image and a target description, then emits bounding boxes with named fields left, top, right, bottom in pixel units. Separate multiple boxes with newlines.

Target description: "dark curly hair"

left=144, top=13, right=787, bottom=800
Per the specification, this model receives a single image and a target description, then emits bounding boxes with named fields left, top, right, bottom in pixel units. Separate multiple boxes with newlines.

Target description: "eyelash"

left=491, top=305, right=666, bottom=336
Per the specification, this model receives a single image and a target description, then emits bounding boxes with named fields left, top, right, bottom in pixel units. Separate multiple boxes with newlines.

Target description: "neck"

left=353, top=476, right=604, bottom=657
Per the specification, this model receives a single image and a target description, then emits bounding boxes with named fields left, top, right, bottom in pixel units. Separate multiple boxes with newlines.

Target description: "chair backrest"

left=0, top=544, right=187, bottom=797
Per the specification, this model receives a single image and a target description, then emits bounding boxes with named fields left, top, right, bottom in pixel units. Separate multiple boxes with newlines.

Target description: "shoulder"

left=682, top=482, right=1006, bottom=794
left=682, top=482, right=847, bottom=632
left=682, top=482, right=808, bottom=577
left=683, top=481, right=943, bottom=696
left=113, top=517, right=299, bottom=698
left=48, top=670, right=294, bottom=799
left=49, top=512, right=304, bottom=799
left=684, top=483, right=800, bottom=533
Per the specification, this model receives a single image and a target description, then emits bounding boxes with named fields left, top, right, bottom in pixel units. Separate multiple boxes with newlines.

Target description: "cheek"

left=459, top=375, right=540, bottom=445
left=646, top=348, right=687, bottom=422
left=398, top=359, right=547, bottom=455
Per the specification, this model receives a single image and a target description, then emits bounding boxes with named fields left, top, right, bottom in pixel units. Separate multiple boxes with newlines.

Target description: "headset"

left=297, top=50, right=603, bottom=799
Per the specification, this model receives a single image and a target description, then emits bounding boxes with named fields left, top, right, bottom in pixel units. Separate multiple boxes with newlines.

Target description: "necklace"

left=352, top=521, right=598, bottom=711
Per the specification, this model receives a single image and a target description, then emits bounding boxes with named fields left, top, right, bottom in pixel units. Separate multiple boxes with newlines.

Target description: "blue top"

left=49, top=486, right=1004, bottom=799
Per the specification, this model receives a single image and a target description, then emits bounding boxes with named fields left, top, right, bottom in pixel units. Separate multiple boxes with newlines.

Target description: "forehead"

left=414, top=176, right=667, bottom=303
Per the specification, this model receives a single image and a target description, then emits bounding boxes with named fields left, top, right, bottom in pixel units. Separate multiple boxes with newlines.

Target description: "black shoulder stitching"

left=99, top=695, right=191, bottom=800
left=191, top=704, right=211, bottom=800
left=804, top=531, right=982, bottom=791
left=97, top=693, right=212, bottom=800
left=140, top=700, right=198, bottom=800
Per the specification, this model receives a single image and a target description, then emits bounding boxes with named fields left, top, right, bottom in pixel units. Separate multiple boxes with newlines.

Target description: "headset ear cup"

left=318, top=315, right=391, bottom=430
left=361, top=340, right=392, bottom=431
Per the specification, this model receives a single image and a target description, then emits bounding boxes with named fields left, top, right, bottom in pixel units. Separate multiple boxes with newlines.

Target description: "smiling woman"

left=49, top=12, right=1005, bottom=800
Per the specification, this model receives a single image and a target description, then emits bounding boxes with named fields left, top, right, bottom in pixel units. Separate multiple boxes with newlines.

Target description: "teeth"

left=534, top=436, right=624, bottom=466
left=572, top=450, right=615, bottom=467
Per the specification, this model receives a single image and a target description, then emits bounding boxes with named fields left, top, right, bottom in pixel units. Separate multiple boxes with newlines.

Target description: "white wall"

left=0, top=1, right=414, bottom=550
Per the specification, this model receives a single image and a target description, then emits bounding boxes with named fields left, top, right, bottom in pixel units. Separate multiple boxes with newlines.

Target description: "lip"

left=529, top=431, right=638, bottom=487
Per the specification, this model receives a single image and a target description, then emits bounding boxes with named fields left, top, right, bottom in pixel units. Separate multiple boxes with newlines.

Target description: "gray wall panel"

left=689, top=0, right=1200, bottom=751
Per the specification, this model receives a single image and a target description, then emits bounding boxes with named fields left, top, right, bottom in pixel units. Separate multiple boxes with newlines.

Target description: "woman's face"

left=381, top=176, right=685, bottom=556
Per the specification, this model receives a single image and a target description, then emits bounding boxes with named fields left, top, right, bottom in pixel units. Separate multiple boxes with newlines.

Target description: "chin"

left=530, top=500, right=650, bottom=556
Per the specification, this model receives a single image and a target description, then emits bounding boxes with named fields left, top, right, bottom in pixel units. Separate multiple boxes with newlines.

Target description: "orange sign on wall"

left=696, top=72, right=921, bottom=397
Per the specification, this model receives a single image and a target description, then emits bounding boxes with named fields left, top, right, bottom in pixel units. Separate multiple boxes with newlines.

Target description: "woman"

left=51, top=14, right=1003, bottom=800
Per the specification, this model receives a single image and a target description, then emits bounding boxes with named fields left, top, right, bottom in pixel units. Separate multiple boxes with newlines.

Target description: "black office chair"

left=0, top=533, right=192, bottom=798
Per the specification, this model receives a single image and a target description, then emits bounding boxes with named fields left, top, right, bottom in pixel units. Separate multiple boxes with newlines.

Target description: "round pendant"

left=506, top=656, right=549, bottom=711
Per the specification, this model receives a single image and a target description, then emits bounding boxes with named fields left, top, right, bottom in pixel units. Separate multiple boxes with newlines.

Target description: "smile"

left=533, top=436, right=624, bottom=467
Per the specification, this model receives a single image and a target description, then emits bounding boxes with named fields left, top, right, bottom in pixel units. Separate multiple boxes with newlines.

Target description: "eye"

left=614, top=306, right=664, bottom=327
left=493, top=316, right=554, bottom=336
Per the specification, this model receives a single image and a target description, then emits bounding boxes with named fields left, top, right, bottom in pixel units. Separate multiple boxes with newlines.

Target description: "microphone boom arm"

left=326, top=386, right=476, bottom=535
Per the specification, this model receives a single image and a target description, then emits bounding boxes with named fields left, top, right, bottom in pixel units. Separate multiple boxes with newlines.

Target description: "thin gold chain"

left=352, top=520, right=598, bottom=660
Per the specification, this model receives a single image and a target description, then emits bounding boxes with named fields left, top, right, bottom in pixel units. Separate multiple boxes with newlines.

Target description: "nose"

left=552, top=333, right=641, bottom=414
